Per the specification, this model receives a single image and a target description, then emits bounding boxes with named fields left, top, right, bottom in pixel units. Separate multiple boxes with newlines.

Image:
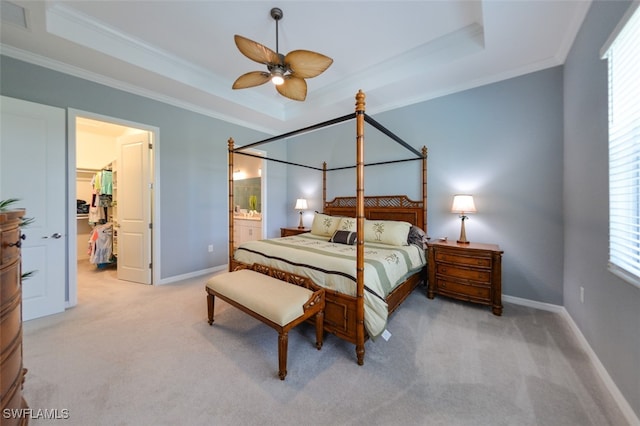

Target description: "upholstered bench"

left=205, top=264, right=325, bottom=380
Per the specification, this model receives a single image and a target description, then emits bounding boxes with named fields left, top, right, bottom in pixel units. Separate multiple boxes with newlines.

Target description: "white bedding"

left=233, top=232, right=426, bottom=338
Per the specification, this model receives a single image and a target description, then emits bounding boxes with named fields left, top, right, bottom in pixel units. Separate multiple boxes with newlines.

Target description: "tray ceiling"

left=0, top=1, right=591, bottom=134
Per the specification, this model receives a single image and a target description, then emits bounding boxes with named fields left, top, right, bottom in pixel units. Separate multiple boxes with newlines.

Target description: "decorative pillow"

left=364, top=219, right=411, bottom=246
left=337, top=217, right=356, bottom=232
left=310, top=213, right=341, bottom=237
left=329, top=230, right=357, bottom=245
left=408, top=225, right=428, bottom=249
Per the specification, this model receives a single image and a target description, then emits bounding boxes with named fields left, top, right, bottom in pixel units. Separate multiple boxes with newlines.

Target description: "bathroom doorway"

left=232, top=149, right=265, bottom=245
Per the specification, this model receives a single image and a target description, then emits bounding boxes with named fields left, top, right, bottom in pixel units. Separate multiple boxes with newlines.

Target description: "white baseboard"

left=157, top=264, right=226, bottom=285
left=505, top=295, right=640, bottom=425
left=502, top=294, right=565, bottom=313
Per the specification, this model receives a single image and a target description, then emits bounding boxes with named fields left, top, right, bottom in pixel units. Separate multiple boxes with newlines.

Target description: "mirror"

left=233, top=152, right=263, bottom=214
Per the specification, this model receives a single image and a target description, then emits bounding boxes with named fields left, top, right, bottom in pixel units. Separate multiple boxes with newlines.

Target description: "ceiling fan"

left=232, top=7, right=333, bottom=101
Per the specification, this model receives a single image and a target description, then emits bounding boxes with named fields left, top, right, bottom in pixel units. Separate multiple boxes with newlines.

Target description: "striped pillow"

left=329, top=230, right=357, bottom=245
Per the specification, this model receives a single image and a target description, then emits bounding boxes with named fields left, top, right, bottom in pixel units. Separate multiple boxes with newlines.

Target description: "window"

left=603, top=2, right=640, bottom=287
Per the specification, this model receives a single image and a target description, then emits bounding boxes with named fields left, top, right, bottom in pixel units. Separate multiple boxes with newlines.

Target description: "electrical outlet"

left=580, top=286, right=584, bottom=304
left=208, top=245, right=213, bottom=253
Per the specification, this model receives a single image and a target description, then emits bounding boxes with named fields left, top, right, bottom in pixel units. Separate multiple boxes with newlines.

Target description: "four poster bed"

left=227, top=90, right=428, bottom=365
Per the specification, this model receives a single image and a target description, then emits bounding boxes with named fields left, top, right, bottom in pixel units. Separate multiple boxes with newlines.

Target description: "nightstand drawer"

left=436, top=278, right=490, bottom=300
left=435, top=251, right=491, bottom=268
left=436, top=264, right=491, bottom=282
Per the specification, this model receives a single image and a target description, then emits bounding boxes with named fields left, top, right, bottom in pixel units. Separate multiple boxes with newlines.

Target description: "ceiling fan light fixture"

left=232, top=7, right=332, bottom=101
left=271, top=68, right=285, bottom=85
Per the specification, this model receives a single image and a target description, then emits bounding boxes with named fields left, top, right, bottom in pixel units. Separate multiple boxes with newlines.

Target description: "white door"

left=116, top=132, right=152, bottom=284
left=0, top=96, right=66, bottom=320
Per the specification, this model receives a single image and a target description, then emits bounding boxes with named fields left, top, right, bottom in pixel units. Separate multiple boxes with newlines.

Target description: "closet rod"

left=76, top=168, right=101, bottom=173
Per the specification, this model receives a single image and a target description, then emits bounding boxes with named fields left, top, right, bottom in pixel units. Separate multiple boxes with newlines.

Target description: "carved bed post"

left=228, top=138, right=235, bottom=272
left=421, top=146, right=428, bottom=235
left=355, top=90, right=366, bottom=365
left=322, top=161, right=327, bottom=210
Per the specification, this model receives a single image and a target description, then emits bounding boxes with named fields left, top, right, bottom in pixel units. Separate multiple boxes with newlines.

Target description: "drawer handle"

left=8, top=233, right=26, bottom=248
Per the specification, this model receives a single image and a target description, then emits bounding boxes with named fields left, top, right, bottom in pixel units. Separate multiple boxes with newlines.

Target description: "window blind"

left=604, top=3, right=640, bottom=287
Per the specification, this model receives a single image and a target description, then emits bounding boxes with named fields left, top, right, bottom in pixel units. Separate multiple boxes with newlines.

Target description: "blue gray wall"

left=563, top=0, right=640, bottom=415
left=0, top=56, right=277, bottom=279
left=286, top=66, right=565, bottom=306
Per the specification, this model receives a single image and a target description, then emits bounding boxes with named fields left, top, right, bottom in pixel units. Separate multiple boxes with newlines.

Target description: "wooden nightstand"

left=280, top=227, right=310, bottom=237
left=427, top=240, right=503, bottom=315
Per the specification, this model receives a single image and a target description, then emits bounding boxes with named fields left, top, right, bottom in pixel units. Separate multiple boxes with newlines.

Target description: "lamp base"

left=298, top=211, right=304, bottom=229
left=457, top=216, right=470, bottom=244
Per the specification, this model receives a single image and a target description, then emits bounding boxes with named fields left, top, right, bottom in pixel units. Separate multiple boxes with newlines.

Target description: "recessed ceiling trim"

left=553, top=1, right=592, bottom=64
left=45, top=3, right=286, bottom=121
left=0, top=44, right=280, bottom=135
left=286, top=23, right=485, bottom=119
left=1, top=1, right=592, bottom=134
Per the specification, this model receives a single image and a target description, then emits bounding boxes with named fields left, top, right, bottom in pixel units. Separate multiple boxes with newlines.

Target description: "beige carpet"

left=20, top=260, right=628, bottom=425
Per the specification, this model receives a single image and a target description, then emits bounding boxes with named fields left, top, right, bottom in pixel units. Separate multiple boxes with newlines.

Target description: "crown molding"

left=0, top=45, right=279, bottom=135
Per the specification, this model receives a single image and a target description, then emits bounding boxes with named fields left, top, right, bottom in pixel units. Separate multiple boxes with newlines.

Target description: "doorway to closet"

left=72, top=113, right=156, bottom=297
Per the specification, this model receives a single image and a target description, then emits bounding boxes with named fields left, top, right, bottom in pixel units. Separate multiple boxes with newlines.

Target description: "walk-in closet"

left=76, top=116, right=153, bottom=284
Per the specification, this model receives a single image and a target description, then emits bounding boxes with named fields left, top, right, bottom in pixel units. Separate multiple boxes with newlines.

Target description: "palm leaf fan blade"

left=285, top=50, right=333, bottom=79
left=276, top=76, right=307, bottom=101
left=234, top=34, right=281, bottom=65
left=233, top=71, right=271, bottom=89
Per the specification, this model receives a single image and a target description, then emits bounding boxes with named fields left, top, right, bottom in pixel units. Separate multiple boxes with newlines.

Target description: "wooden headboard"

left=323, top=195, right=425, bottom=230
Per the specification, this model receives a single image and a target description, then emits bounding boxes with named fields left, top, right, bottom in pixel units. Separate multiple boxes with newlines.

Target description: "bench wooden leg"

left=207, top=293, right=215, bottom=325
left=278, top=332, right=288, bottom=380
left=315, top=311, right=324, bottom=350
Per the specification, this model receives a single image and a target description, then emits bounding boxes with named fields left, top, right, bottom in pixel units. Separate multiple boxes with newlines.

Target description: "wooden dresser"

left=427, top=240, right=503, bottom=315
left=1, top=209, right=29, bottom=425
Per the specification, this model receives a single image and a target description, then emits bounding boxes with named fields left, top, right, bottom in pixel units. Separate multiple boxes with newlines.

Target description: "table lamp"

left=295, top=198, right=308, bottom=229
left=451, top=194, right=476, bottom=244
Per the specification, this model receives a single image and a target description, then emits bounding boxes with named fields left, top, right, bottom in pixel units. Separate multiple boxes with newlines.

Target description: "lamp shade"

left=295, top=199, right=308, bottom=210
left=451, top=195, right=477, bottom=214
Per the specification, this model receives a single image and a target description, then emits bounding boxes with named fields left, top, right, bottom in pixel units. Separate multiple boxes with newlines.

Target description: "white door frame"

left=67, top=109, right=161, bottom=308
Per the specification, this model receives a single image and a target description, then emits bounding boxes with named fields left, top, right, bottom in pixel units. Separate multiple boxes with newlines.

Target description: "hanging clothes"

left=88, top=172, right=102, bottom=224
left=89, top=222, right=114, bottom=265
left=92, top=171, right=101, bottom=193
left=101, top=170, right=113, bottom=195
left=88, top=167, right=113, bottom=225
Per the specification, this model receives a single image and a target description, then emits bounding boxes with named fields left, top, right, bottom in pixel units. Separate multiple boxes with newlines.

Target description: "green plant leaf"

left=21, top=270, right=36, bottom=280
left=0, top=198, right=21, bottom=210
left=1, top=199, right=34, bottom=228
left=20, top=217, right=35, bottom=228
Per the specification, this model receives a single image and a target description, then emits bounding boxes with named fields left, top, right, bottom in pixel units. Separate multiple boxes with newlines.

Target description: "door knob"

left=42, top=233, right=62, bottom=239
